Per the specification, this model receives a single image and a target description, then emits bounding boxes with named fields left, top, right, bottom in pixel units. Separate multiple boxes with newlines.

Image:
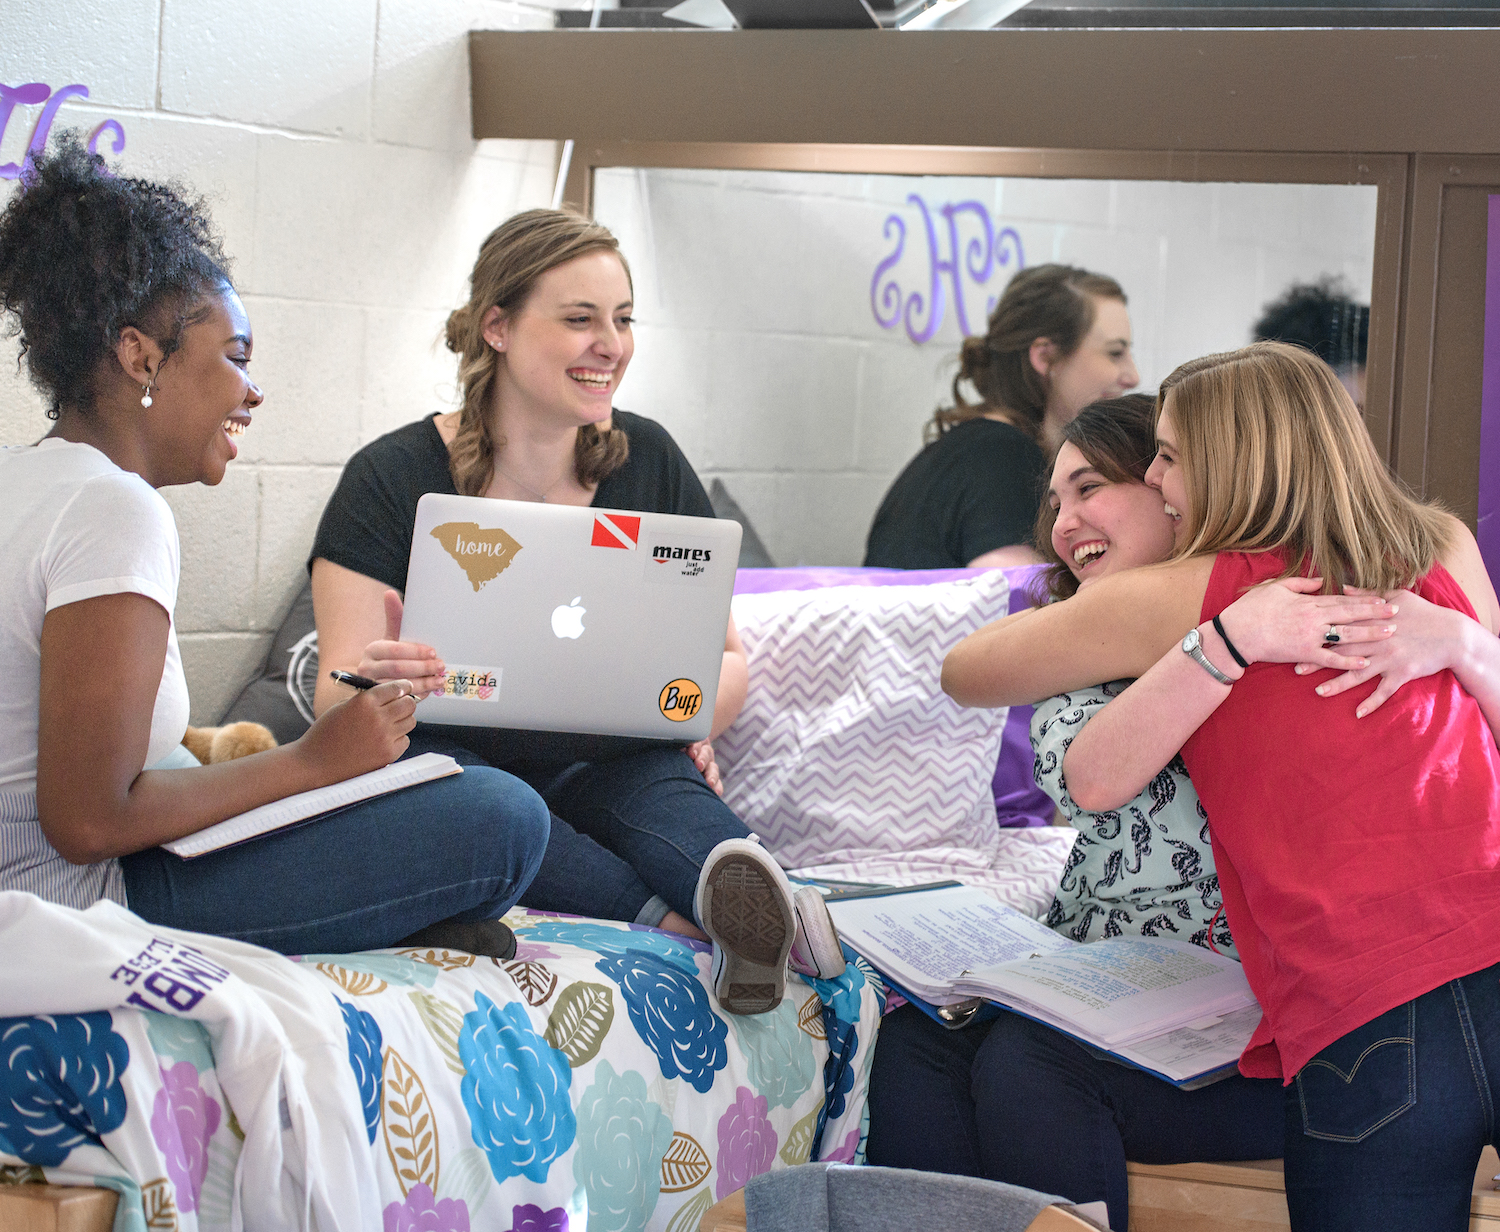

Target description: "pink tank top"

left=1182, top=551, right=1500, bottom=1081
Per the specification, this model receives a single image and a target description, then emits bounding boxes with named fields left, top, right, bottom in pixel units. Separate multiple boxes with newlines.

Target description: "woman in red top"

left=944, top=341, right=1500, bottom=1231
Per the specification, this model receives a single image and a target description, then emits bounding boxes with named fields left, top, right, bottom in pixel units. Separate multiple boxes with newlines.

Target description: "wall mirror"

left=589, top=163, right=1379, bottom=566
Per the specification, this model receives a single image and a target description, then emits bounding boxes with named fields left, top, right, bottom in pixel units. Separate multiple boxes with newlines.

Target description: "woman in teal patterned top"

left=867, top=395, right=1281, bottom=1231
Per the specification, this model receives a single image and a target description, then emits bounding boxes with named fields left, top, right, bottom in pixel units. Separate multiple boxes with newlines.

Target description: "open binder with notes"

left=824, top=882, right=1260, bottom=1088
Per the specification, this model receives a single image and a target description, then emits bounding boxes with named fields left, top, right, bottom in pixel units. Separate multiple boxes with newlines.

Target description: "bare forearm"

left=1064, top=626, right=1238, bottom=812
left=1453, top=620, right=1500, bottom=740
left=38, top=742, right=324, bottom=863
left=712, top=650, right=748, bottom=739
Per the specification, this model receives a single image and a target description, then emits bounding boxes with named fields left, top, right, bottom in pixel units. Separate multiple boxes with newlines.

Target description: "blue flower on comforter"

left=459, top=992, right=575, bottom=1183
left=574, top=1061, right=672, bottom=1232
left=338, top=997, right=383, bottom=1143
left=595, top=951, right=727, bottom=1094
left=521, top=922, right=698, bottom=972
left=0, top=1013, right=129, bottom=1166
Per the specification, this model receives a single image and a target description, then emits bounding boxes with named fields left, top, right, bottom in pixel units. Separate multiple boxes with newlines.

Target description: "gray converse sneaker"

left=696, top=838, right=797, bottom=1015
left=788, top=887, right=846, bottom=980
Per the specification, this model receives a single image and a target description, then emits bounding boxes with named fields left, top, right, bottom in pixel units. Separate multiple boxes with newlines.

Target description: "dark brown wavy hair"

left=444, top=209, right=632, bottom=496
left=930, top=264, right=1126, bottom=445
left=1032, top=393, right=1159, bottom=603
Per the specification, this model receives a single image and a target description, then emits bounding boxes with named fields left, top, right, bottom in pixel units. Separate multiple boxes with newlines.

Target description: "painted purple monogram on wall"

left=871, top=195, right=1025, bottom=343
left=0, top=82, right=126, bottom=180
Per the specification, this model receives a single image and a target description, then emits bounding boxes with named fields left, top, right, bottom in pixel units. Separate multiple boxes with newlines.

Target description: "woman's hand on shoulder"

left=294, top=679, right=418, bottom=780
left=1310, top=585, right=1482, bottom=717
left=358, top=589, right=446, bottom=699
left=1215, top=577, right=1396, bottom=670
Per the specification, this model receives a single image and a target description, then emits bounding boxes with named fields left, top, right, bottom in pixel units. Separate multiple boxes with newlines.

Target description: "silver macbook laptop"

left=400, top=494, right=742, bottom=742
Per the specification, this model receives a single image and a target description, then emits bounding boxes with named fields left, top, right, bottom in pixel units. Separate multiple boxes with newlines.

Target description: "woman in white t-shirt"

left=0, top=137, right=549, bottom=956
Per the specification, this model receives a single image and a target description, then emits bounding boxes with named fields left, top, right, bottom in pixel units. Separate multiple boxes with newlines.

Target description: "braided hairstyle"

left=0, top=134, right=230, bottom=419
left=930, top=264, right=1126, bottom=444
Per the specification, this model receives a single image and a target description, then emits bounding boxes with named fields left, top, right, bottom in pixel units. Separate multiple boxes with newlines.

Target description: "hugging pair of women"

left=868, top=352, right=1500, bottom=1232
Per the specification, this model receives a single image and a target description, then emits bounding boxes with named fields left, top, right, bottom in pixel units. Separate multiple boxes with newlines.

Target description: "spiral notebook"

left=162, top=753, right=462, bottom=858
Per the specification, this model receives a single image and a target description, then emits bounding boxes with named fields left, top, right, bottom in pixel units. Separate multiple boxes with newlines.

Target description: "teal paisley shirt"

left=1030, top=681, right=1236, bottom=960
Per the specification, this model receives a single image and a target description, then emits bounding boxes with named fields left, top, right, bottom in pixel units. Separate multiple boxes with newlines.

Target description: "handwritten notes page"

left=826, top=885, right=1071, bottom=1005
left=955, top=937, right=1257, bottom=1045
left=827, top=883, right=1261, bottom=1084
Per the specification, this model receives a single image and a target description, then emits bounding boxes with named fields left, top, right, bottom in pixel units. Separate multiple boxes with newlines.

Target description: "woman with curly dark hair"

left=0, top=137, right=550, bottom=956
left=865, top=264, right=1139, bottom=570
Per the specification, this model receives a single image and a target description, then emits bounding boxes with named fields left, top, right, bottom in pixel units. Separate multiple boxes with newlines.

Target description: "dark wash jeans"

left=122, top=762, right=550, bottom=954
left=407, top=725, right=750, bottom=926
left=1284, top=962, right=1500, bottom=1232
left=865, top=1004, right=1284, bottom=1232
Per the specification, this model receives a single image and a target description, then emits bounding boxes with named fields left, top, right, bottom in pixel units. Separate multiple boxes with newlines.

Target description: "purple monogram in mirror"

left=870, top=194, right=1025, bottom=344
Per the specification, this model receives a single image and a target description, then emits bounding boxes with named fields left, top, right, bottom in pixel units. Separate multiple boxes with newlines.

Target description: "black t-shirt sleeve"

left=594, top=411, right=714, bottom=518
left=952, top=432, right=1047, bottom=562
left=864, top=419, right=1046, bottom=569
left=308, top=418, right=456, bottom=592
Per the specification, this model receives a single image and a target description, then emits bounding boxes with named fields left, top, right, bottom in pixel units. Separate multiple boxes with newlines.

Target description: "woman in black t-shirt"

left=864, top=264, right=1140, bottom=570
left=310, top=210, right=833, bottom=1015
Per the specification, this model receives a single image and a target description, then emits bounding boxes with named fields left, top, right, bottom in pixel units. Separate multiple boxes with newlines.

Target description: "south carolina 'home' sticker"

left=431, top=522, right=522, bottom=592
left=659, top=678, right=703, bottom=722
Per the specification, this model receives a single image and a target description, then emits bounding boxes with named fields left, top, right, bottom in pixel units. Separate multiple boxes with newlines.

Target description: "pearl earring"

left=141, top=383, right=154, bottom=409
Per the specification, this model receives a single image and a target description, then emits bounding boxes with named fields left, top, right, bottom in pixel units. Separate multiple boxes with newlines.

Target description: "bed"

left=0, top=565, right=1070, bottom=1231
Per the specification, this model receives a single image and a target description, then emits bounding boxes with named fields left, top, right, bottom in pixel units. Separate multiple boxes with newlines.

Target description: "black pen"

left=329, top=669, right=379, bottom=691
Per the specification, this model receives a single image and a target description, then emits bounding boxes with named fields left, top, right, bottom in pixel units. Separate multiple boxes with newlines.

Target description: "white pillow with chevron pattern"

left=718, top=571, right=1014, bottom=873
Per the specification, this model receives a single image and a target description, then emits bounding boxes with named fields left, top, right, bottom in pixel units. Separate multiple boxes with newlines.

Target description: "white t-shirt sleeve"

left=40, top=471, right=189, bottom=769
left=43, top=472, right=180, bottom=619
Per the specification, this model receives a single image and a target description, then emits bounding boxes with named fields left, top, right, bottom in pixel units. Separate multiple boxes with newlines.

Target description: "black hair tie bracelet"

left=1211, top=615, right=1251, bottom=670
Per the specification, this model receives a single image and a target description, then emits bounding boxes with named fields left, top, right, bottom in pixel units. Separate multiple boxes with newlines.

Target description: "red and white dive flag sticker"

left=590, top=513, right=641, bottom=550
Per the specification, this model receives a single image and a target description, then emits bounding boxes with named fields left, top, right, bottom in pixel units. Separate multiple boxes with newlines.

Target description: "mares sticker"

left=432, top=665, right=501, bottom=702
left=658, top=678, right=703, bottom=722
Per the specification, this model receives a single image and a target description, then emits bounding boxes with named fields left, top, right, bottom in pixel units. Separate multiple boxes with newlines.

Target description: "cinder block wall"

left=1, top=0, right=560, bottom=723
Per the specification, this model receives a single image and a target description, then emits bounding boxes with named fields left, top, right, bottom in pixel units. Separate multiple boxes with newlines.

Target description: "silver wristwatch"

left=1182, top=627, right=1235, bottom=686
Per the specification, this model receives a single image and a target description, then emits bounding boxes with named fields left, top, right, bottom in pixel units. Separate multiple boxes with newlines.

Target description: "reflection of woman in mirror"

left=1254, top=276, right=1369, bottom=413
left=309, top=209, right=836, bottom=1014
left=863, top=263, right=1139, bottom=570
left=941, top=342, right=1500, bottom=1231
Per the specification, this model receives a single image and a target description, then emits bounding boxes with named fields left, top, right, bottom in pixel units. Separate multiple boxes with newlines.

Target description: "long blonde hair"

left=1159, top=341, right=1451, bottom=592
left=444, top=209, right=632, bottom=496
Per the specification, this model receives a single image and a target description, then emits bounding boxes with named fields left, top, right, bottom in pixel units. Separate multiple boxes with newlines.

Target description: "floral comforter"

left=0, top=900, right=883, bottom=1232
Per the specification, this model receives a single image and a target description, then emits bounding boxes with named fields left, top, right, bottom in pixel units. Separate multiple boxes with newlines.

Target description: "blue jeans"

left=407, top=728, right=750, bottom=926
left=120, top=763, right=550, bottom=954
left=1284, top=962, right=1500, bottom=1232
left=866, top=1004, right=1284, bottom=1232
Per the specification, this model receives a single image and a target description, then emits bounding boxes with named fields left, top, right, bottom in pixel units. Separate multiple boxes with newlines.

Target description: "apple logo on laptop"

left=551, top=596, right=586, bottom=640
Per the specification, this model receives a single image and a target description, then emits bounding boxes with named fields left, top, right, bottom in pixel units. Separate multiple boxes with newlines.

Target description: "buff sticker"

left=643, top=535, right=716, bottom=585
left=431, top=666, right=502, bottom=702
left=431, top=521, right=522, bottom=592
left=659, top=678, right=703, bottom=722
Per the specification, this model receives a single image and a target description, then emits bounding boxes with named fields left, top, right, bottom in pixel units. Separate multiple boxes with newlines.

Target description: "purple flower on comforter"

left=715, top=1086, right=777, bottom=1199
left=0, top=1013, right=129, bottom=1166
left=508, top=1202, right=569, bottom=1231
left=150, top=1060, right=221, bottom=1212
left=383, top=1183, right=469, bottom=1231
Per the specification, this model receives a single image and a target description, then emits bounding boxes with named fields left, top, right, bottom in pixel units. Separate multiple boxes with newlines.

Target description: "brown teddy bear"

left=181, top=721, right=278, bottom=764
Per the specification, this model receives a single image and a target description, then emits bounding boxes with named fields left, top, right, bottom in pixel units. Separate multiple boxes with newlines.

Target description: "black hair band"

left=1212, top=615, right=1250, bottom=671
